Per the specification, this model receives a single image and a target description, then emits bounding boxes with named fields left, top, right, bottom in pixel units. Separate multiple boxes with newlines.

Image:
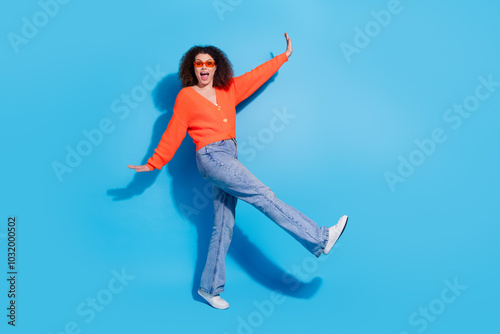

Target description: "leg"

left=199, top=185, right=237, bottom=295
left=196, top=140, right=329, bottom=258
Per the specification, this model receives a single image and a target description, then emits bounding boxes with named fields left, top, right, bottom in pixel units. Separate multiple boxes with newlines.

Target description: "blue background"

left=1, top=0, right=499, bottom=333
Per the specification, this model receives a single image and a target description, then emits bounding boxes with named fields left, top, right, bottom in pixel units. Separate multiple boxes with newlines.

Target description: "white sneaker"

left=198, top=289, right=229, bottom=310
left=323, top=215, right=348, bottom=255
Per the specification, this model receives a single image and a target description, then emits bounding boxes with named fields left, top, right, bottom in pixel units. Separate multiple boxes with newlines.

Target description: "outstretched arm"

left=129, top=111, right=188, bottom=172
left=233, top=33, right=293, bottom=105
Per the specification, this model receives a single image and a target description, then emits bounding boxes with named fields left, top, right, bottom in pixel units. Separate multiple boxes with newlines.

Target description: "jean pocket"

left=205, top=140, right=225, bottom=147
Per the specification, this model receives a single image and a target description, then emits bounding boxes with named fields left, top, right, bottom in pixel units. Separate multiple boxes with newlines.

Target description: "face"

left=193, top=53, right=217, bottom=88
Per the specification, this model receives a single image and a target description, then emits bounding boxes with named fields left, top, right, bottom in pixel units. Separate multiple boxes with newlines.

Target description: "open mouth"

left=200, top=72, right=209, bottom=81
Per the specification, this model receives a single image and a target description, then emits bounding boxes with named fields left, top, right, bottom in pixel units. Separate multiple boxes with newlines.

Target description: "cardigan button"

left=223, top=118, right=227, bottom=122
left=218, top=106, right=222, bottom=110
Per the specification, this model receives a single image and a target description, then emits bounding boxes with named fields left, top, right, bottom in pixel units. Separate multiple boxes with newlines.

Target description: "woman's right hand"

left=128, top=164, right=151, bottom=172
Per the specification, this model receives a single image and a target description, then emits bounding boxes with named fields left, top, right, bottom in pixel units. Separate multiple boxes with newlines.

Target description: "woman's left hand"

left=284, top=32, right=293, bottom=58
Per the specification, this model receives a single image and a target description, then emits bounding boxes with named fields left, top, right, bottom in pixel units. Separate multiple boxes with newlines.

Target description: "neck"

left=195, top=82, right=214, bottom=90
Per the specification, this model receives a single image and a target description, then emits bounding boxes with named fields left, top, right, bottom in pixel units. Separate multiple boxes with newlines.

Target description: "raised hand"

left=284, top=32, right=293, bottom=58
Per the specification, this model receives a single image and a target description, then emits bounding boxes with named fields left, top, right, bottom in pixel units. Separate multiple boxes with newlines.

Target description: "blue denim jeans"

left=196, top=139, right=329, bottom=295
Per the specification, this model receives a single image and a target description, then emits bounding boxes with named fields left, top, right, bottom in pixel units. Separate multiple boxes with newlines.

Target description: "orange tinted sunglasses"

left=194, top=60, right=216, bottom=68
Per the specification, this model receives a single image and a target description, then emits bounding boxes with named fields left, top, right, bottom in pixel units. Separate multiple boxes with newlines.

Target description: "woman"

left=128, top=33, right=348, bottom=310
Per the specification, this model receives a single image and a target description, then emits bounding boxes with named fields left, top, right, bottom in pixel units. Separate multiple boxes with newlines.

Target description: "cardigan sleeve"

left=146, top=99, right=189, bottom=170
left=232, top=52, right=288, bottom=105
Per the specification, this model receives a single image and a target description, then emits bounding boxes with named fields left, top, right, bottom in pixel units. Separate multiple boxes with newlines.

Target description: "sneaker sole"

left=338, top=216, right=348, bottom=240
left=324, top=215, right=348, bottom=255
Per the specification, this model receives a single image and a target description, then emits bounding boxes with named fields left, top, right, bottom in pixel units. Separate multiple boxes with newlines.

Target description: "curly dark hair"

left=178, top=45, right=234, bottom=89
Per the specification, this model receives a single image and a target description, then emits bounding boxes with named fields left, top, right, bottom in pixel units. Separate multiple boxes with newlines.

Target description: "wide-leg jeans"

left=195, top=139, right=329, bottom=295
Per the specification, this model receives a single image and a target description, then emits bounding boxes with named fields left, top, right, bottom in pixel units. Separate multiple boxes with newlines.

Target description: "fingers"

left=284, top=32, right=292, bottom=49
left=284, top=32, right=292, bottom=58
left=128, top=164, right=150, bottom=172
